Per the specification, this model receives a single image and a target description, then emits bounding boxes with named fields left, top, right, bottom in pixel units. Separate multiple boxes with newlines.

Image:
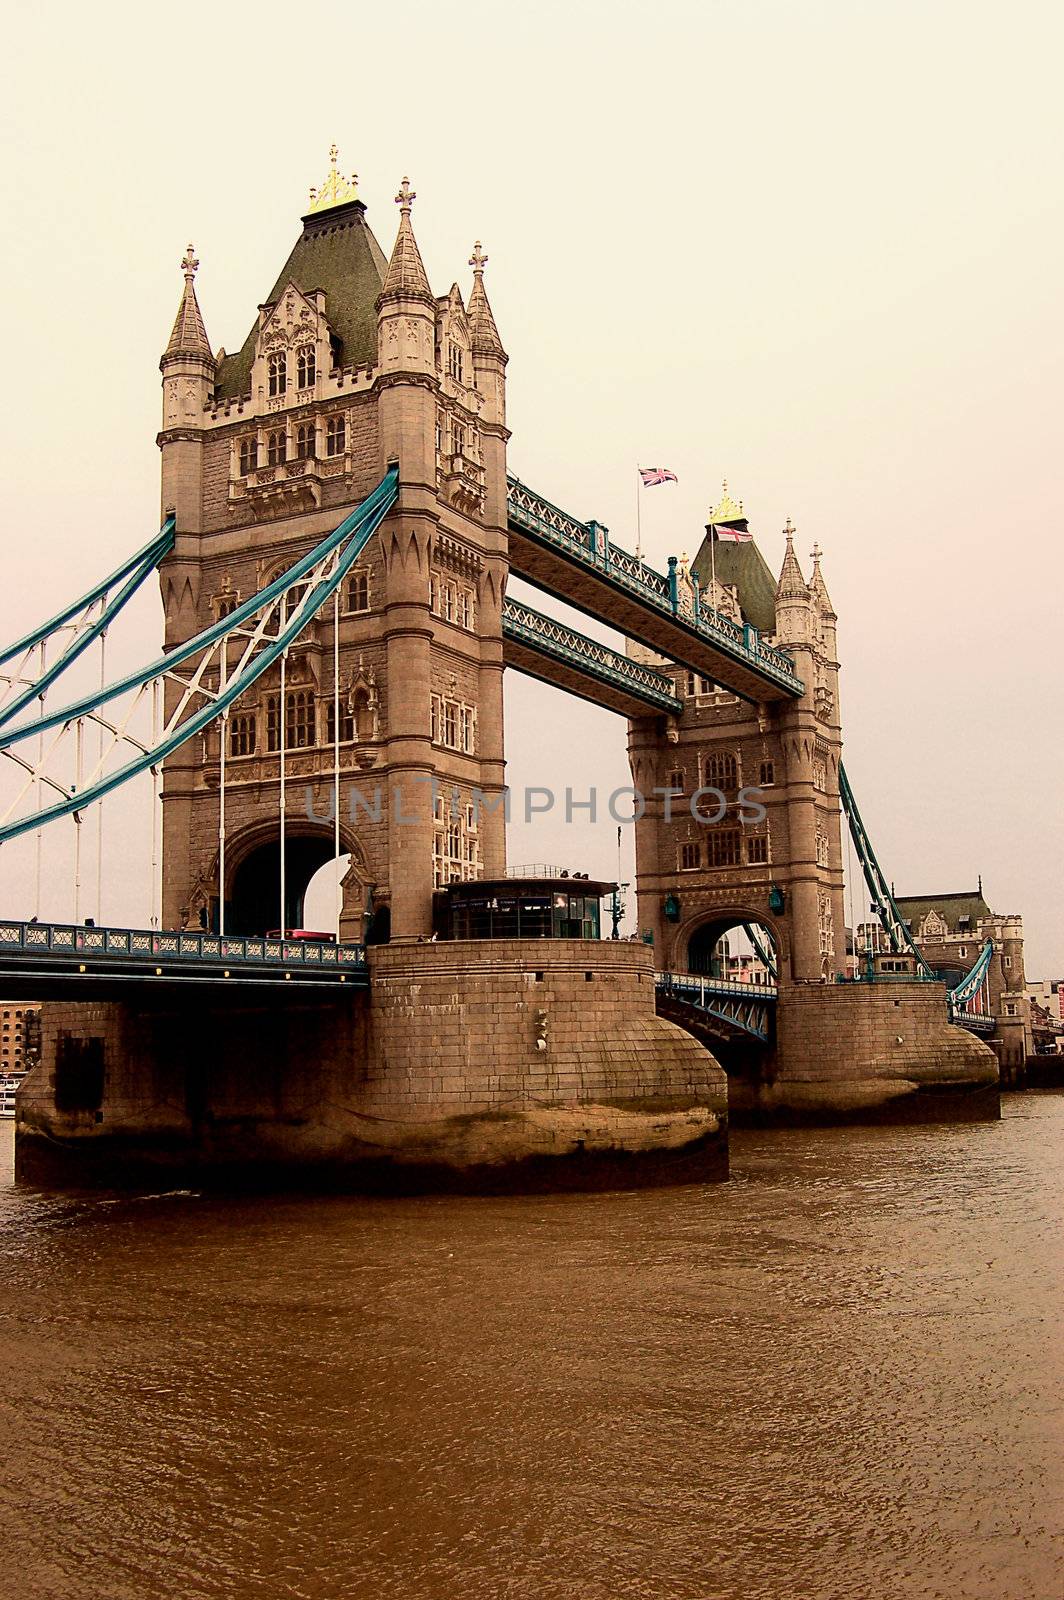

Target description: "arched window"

left=285, top=690, right=315, bottom=750
left=268, top=352, right=287, bottom=397
left=326, top=700, right=355, bottom=745
left=345, top=571, right=369, bottom=612
left=704, top=752, right=738, bottom=792
left=267, top=429, right=286, bottom=466
left=238, top=436, right=257, bottom=475
left=296, top=346, right=316, bottom=389
left=326, top=415, right=346, bottom=457
left=295, top=422, right=315, bottom=460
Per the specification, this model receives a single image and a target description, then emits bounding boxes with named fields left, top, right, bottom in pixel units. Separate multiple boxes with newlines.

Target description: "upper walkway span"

left=506, top=476, right=804, bottom=704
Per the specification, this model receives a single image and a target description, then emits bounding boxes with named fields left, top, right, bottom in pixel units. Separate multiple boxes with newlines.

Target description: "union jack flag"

left=639, top=467, right=678, bottom=487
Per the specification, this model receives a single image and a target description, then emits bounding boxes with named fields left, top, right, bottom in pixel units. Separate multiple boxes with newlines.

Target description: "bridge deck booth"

left=434, top=874, right=615, bottom=941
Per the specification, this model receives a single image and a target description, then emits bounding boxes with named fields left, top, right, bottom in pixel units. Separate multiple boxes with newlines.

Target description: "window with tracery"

left=325, top=415, right=346, bottom=457
left=238, top=436, right=257, bottom=475
left=704, top=752, right=738, bottom=792
left=295, top=423, right=314, bottom=460
left=268, top=352, right=287, bottom=397
left=345, top=571, right=369, bottom=612
left=229, top=713, right=256, bottom=757
left=296, top=346, right=316, bottom=389
left=267, top=429, right=286, bottom=467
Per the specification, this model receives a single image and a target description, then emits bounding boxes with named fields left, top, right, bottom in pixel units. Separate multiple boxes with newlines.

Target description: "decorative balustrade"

left=0, top=919, right=367, bottom=983
left=506, top=476, right=804, bottom=695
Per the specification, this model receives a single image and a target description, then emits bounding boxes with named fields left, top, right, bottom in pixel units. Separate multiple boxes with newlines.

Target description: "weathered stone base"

left=15, top=940, right=728, bottom=1192
left=728, top=980, right=1000, bottom=1127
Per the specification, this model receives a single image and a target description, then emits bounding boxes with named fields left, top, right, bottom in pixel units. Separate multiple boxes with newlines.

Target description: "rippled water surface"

left=1, top=1097, right=1062, bottom=1600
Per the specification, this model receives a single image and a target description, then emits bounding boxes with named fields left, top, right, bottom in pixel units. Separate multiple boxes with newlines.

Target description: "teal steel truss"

left=0, top=518, right=175, bottom=727
left=0, top=469, right=398, bottom=843
left=656, top=971, right=777, bottom=1042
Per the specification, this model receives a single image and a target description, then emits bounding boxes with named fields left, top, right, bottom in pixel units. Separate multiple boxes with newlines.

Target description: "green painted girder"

left=506, top=476, right=805, bottom=703
left=502, top=597, right=682, bottom=716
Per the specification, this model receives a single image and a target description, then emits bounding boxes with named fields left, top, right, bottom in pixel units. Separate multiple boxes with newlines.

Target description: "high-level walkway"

left=507, top=477, right=804, bottom=703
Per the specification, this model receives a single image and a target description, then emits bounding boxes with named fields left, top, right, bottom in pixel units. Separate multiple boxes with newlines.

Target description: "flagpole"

left=635, top=469, right=642, bottom=562
left=709, top=525, right=717, bottom=622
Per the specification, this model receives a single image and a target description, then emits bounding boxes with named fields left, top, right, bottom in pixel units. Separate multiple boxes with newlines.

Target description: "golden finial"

left=308, top=145, right=359, bottom=214
left=181, top=244, right=199, bottom=281
left=469, top=241, right=488, bottom=275
left=709, top=477, right=745, bottom=525
left=395, top=176, right=416, bottom=214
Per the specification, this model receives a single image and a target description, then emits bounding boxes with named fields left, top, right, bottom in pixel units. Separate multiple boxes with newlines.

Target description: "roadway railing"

left=0, top=919, right=367, bottom=979
left=502, top=597, right=682, bottom=712
left=656, top=971, right=779, bottom=1002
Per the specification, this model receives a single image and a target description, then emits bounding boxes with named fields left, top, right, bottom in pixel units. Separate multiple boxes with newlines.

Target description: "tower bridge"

left=0, top=151, right=1000, bottom=1189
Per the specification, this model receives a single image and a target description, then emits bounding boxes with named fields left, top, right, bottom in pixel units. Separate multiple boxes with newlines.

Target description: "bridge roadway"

left=506, top=477, right=805, bottom=705
left=655, top=971, right=777, bottom=1044
left=501, top=597, right=682, bottom=718
left=0, top=919, right=368, bottom=1000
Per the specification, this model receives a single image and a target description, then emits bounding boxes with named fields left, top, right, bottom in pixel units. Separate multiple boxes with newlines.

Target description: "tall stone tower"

left=156, top=151, right=509, bottom=940
left=628, top=486, right=846, bottom=983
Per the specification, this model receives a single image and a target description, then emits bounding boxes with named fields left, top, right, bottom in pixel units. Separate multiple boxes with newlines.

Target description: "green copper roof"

left=690, top=530, right=779, bottom=634
left=894, top=891, right=993, bottom=933
left=215, top=200, right=388, bottom=400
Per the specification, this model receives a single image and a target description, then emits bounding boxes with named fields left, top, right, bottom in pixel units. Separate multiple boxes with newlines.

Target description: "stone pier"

left=15, top=941, right=729, bottom=1191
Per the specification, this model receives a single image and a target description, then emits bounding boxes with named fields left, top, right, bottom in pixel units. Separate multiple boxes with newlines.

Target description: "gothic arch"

left=213, top=815, right=373, bottom=936
left=673, top=903, right=789, bottom=979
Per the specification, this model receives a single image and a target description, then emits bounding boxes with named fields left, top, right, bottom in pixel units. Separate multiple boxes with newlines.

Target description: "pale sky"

left=1, top=0, right=1061, bottom=975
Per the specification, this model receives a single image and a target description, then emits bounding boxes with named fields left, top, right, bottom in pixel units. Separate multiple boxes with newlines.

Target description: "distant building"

left=888, top=885, right=1032, bottom=1073
left=0, top=1002, right=42, bottom=1073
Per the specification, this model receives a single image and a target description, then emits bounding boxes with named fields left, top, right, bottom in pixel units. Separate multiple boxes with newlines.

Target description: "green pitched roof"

left=894, top=890, right=993, bottom=933
left=215, top=199, right=389, bottom=400
left=690, top=529, right=779, bottom=633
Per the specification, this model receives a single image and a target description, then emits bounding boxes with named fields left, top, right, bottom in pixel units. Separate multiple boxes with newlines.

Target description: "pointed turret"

left=467, top=242, right=506, bottom=360
left=776, top=518, right=808, bottom=602
left=379, top=178, right=434, bottom=305
left=163, top=245, right=214, bottom=364
left=808, top=541, right=836, bottom=619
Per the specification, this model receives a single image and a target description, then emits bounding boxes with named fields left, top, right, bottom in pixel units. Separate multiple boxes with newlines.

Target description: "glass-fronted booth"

left=435, top=869, right=615, bottom=941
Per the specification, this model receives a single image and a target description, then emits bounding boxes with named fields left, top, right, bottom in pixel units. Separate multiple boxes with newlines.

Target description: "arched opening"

left=686, top=917, right=778, bottom=986
left=222, top=825, right=371, bottom=939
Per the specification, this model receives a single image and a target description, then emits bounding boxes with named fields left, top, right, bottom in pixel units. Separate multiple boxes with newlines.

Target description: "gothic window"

left=668, top=769, right=685, bottom=792
left=686, top=672, right=712, bottom=696
left=442, top=583, right=457, bottom=623
left=345, top=570, right=370, bottom=613
left=448, top=344, right=464, bottom=383
left=759, top=760, right=775, bottom=786
left=265, top=694, right=280, bottom=752
left=228, top=712, right=256, bottom=757
left=452, top=421, right=466, bottom=456
left=708, top=828, right=742, bottom=868
left=296, top=346, right=316, bottom=389
left=326, top=415, right=346, bottom=457
left=267, top=429, right=286, bottom=467
left=815, top=829, right=829, bottom=867
left=431, top=693, right=476, bottom=753
left=285, top=690, right=315, bottom=750
left=295, top=422, right=315, bottom=460
left=435, top=418, right=443, bottom=454
left=216, top=595, right=239, bottom=619
left=680, top=842, right=700, bottom=870
left=747, top=834, right=768, bottom=865
left=704, top=752, right=738, bottom=793
left=268, top=352, right=287, bottom=397
left=458, top=587, right=474, bottom=630
left=813, top=756, right=828, bottom=792
left=238, top=436, right=257, bottom=475
left=325, top=701, right=355, bottom=745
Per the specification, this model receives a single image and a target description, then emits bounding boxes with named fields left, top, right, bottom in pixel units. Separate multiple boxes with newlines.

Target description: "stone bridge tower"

left=628, top=487, right=846, bottom=984
left=156, top=151, right=509, bottom=940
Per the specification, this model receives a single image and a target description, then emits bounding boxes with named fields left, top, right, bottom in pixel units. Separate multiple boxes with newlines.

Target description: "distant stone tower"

left=628, top=486, right=846, bottom=983
left=156, top=150, right=509, bottom=939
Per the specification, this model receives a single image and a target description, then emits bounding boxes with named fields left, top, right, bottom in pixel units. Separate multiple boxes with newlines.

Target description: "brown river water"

left=1, top=1097, right=1062, bottom=1600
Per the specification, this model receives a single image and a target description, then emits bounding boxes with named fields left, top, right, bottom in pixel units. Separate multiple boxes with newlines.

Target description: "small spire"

left=776, top=517, right=808, bottom=601
left=379, top=177, right=433, bottom=303
left=308, top=143, right=359, bottom=213
left=467, top=239, right=506, bottom=359
left=163, top=242, right=213, bottom=364
left=808, top=537, right=836, bottom=617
